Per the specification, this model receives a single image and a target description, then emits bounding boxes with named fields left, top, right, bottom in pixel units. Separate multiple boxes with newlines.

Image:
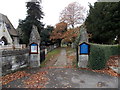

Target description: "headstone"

left=78, top=26, right=89, bottom=68
left=29, top=25, right=40, bottom=67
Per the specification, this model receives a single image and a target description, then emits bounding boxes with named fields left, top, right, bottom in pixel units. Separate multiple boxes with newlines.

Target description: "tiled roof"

left=0, top=13, right=18, bottom=36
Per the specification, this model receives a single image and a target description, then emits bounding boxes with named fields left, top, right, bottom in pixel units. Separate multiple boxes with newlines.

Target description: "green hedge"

left=88, top=44, right=120, bottom=70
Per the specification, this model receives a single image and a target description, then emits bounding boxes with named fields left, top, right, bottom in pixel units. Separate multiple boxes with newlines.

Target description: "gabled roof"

left=32, top=25, right=40, bottom=40
left=79, top=42, right=90, bottom=46
left=29, top=25, right=40, bottom=44
left=0, top=13, right=18, bottom=36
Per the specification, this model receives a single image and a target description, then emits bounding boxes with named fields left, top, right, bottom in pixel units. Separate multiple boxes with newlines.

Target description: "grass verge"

left=66, top=47, right=77, bottom=68
left=40, top=48, right=61, bottom=68
left=66, top=47, right=75, bottom=54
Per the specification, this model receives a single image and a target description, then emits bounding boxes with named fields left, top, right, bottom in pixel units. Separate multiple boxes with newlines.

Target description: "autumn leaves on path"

left=43, top=48, right=76, bottom=69
left=54, top=49, right=67, bottom=67
left=2, top=48, right=119, bottom=88
left=2, top=48, right=75, bottom=88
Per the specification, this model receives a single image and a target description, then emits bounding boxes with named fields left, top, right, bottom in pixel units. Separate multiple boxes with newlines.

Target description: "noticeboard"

left=79, top=42, right=90, bottom=55
left=30, top=42, right=38, bottom=54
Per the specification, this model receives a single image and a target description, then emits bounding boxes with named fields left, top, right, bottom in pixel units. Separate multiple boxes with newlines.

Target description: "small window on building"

left=6, top=23, right=11, bottom=29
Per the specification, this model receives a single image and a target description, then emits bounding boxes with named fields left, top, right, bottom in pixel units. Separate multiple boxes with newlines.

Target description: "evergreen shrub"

left=88, top=44, right=119, bottom=70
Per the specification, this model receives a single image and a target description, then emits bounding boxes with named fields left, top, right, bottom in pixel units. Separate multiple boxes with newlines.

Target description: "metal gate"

left=40, top=46, right=45, bottom=63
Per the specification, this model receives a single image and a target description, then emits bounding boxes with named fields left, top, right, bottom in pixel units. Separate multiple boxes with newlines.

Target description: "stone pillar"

left=0, top=50, right=2, bottom=89
left=29, top=48, right=40, bottom=67
left=29, top=25, right=41, bottom=67
left=78, top=26, right=89, bottom=68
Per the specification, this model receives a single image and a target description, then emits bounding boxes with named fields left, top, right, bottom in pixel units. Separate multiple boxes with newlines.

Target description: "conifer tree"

left=18, top=0, right=44, bottom=44
left=85, top=2, right=120, bottom=44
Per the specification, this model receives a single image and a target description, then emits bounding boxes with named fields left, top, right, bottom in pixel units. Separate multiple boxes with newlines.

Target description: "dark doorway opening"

left=1, top=36, right=8, bottom=45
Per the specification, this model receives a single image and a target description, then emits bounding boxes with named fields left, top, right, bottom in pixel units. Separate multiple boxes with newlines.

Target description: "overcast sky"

left=0, top=0, right=97, bottom=28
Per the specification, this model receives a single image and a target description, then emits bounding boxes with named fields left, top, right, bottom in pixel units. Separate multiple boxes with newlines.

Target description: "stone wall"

left=1, top=49, right=29, bottom=75
left=0, top=44, right=59, bottom=75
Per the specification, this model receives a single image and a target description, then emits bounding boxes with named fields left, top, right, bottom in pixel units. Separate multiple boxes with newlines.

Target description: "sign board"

left=30, top=42, right=38, bottom=54
left=79, top=42, right=90, bottom=55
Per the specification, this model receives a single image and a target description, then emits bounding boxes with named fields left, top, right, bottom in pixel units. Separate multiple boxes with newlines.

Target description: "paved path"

left=45, top=68, right=118, bottom=88
left=54, top=49, right=67, bottom=66
left=45, top=49, right=118, bottom=88
left=2, top=48, right=119, bottom=89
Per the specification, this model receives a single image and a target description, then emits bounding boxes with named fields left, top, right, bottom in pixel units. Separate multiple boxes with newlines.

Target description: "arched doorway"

left=1, top=36, right=8, bottom=45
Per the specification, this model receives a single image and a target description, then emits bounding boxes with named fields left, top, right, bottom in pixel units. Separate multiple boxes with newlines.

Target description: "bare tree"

left=59, top=2, right=86, bottom=28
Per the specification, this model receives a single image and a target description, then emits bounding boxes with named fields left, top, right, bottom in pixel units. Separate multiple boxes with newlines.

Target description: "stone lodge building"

left=0, top=13, right=19, bottom=45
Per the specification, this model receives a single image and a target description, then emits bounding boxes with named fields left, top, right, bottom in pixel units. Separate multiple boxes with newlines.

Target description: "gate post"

left=78, top=42, right=90, bottom=68
left=78, top=26, right=89, bottom=68
left=29, top=25, right=41, bottom=67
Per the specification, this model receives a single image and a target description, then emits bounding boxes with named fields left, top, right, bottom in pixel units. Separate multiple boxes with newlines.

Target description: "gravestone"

left=29, top=25, right=41, bottom=67
left=78, top=26, right=89, bottom=68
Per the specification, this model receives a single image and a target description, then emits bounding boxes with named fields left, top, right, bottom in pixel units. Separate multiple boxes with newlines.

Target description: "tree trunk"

left=117, top=35, right=120, bottom=44
left=58, top=39, right=62, bottom=47
left=72, top=24, right=74, bottom=29
left=118, top=36, right=120, bottom=44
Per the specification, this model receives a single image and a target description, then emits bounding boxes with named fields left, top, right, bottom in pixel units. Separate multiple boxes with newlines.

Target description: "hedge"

left=88, top=43, right=120, bottom=70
